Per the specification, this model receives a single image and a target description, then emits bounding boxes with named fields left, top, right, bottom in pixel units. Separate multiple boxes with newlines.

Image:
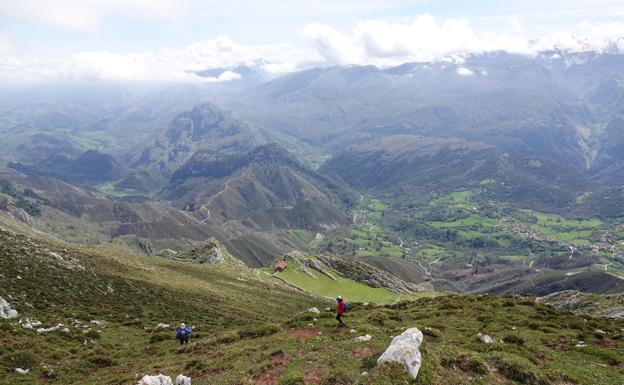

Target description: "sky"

left=0, top=0, right=623, bottom=83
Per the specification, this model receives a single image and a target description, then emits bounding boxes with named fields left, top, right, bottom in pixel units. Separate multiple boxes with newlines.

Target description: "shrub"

left=88, top=356, right=115, bottom=367
left=84, top=330, right=101, bottom=339
left=278, top=370, right=306, bottom=385
left=502, top=334, right=525, bottom=345
left=455, top=354, right=489, bottom=374
left=5, top=351, right=37, bottom=369
left=321, top=369, right=353, bottom=385
left=422, top=327, right=442, bottom=339
left=494, top=354, right=550, bottom=385
left=149, top=332, right=171, bottom=343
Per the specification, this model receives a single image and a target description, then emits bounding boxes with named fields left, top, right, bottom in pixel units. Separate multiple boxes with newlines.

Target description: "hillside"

left=1, top=229, right=624, bottom=384
left=164, top=143, right=354, bottom=230
left=320, top=135, right=592, bottom=211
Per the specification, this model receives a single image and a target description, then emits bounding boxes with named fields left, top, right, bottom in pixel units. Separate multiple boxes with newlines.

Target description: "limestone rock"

left=175, top=375, right=191, bottom=385
left=356, top=334, right=372, bottom=342
left=307, top=307, right=320, bottom=314
left=377, top=327, right=423, bottom=379
left=180, top=238, right=243, bottom=265
left=0, top=296, right=18, bottom=319
left=158, top=249, right=178, bottom=259
left=138, top=374, right=173, bottom=385
left=477, top=333, right=494, bottom=344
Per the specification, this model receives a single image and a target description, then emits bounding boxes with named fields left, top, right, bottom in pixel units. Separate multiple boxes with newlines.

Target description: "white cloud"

left=0, top=36, right=312, bottom=84
left=303, top=15, right=624, bottom=66
left=456, top=67, right=474, bottom=76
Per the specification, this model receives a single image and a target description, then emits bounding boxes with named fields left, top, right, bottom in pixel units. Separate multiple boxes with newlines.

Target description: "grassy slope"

left=274, top=267, right=419, bottom=304
left=1, top=228, right=624, bottom=384
left=0, top=228, right=320, bottom=384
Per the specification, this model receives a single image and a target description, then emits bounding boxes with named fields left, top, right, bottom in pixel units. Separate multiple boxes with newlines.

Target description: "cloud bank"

left=303, top=15, right=624, bottom=66
left=0, top=36, right=312, bottom=84
left=0, top=14, right=623, bottom=84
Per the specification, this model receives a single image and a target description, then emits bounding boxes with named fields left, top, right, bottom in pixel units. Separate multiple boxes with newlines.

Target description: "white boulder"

left=0, top=296, right=18, bottom=319
left=20, top=318, right=41, bottom=329
left=156, top=323, right=170, bottom=329
left=477, top=333, right=494, bottom=344
left=356, top=334, right=372, bottom=342
left=377, top=327, right=423, bottom=379
left=15, top=368, right=30, bottom=374
left=37, top=324, right=63, bottom=334
left=307, top=307, right=320, bottom=314
left=176, top=375, right=192, bottom=385
left=138, top=374, right=173, bottom=385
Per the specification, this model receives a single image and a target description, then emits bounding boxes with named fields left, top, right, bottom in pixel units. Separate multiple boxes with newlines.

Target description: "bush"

left=5, top=351, right=37, bottom=369
left=278, top=370, right=306, bottom=385
left=494, top=354, right=549, bottom=385
left=422, top=327, right=442, bottom=339
left=502, top=334, right=525, bottom=345
left=455, top=354, right=489, bottom=374
left=321, top=369, right=353, bottom=385
left=88, top=355, right=115, bottom=367
left=84, top=330, right=101, bottom=339
left=149, top=332, right=171, bottom=343
left=364, top=361, right=410, bottom=385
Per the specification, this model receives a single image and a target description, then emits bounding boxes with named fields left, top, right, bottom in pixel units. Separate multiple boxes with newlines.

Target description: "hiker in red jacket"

left=336, top=296, right=346, bottom=328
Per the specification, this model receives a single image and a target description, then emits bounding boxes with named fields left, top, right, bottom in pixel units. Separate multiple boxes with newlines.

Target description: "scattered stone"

left=158, top=249, right=178, bottom=259
left=307, top=307, right=320, bottom=314
left=20, top=318, right=42, bottom=329
left=0, top=296, right=18, bottom=319
left=156, top=323, right=170, bottom=329
left=90, top=320, right=105, bottom=325
left=361, top=371, right=368, bottom=376
left=138, top=374, right=173, bottom=385
left=350, top=329, right=357, bottom=333
left=477, top=333, right=494, bottom=344
left=15, top=368, right=29, bottom=374
left=175, top=375, right=191, bottom=385
left=37, top=324, right=63, bottom=334
left=62, top=328, right=70, bottom=333
left=595, top=329, right=606, bottom=335
left=575, top=341, right=587, bottom=348
left=356, top=334, right=372, bottom=342
left=377, top=327, right=423, bottom=379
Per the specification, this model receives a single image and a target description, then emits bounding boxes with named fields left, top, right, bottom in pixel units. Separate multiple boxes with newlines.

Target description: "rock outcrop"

left=157, top=249, right=178, bottom=259
left=0, top=296, right=18, bottom=319
left=536, top=290, right=624, bottom=319
left=377, top=327, right=423, bottom=379
left=318, top=255, right=425, bottom=294
left=281, top=251, right=337, bottom=280
left=178, top=238, right=244, bottom=266
left=175, top=375, right=191, bottom=385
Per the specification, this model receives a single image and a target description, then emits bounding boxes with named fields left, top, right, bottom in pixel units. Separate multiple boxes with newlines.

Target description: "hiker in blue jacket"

left=176, top=323, right=192, bottom=345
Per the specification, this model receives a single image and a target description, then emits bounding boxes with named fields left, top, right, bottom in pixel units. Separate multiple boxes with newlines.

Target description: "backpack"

left=343, top=302, right=349, bottom=313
